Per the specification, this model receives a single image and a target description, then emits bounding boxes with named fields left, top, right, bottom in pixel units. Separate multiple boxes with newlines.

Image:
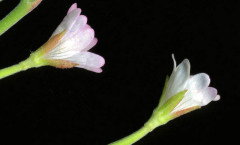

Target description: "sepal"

left=145, top=90, right=187, bottom=130
left=157, top=90, right=187, bottom=118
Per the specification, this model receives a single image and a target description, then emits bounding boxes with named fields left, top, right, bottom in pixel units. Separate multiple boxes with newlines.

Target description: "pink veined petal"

left=51, top=24, right=94, bottom=54
left=77, top=52, right=105, bottom=68
left=63, top=52, right=105, bottom=73
left=73, top=15, right=88, bottom=31
left=51, top=8, right=81, bottom=37
left=187, top=73, right=210, bottom=91
left=72, top=25, right=95, bottom=51
left=67, top=3, right=78, bottom=14
left=48, top=36, right=79, bottom=55
left=44, top=50, right=79, bottom=59
left=83, top=37, right=98, bottom=51
left=67, top=15, right=88, bottom=37
left=49, top=27, right=94, bottom=57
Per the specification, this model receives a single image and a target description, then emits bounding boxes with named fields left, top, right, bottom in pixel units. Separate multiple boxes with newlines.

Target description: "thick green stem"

left=0, top=0, right=42, bottom=36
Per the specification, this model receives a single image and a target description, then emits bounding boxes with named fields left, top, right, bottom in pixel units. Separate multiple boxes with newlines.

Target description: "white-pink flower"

left=40, top=3, right=105, bottom=73
left=160, top=55, right=220, bottom=116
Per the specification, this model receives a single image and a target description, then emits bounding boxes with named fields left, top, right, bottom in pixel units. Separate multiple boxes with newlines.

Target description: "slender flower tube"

left=0, top=3, right=105, bottom=79
left=0, top=0, right=42, bottom=36
left=109, top=55, right=219, bottom=145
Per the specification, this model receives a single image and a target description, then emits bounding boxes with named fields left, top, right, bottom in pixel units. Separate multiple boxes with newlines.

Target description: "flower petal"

left=195, top=87, right=219, bottom=106
left=170, top=59, right=190, bottom=93
left=66, top=15, right=88, bottom=36
left=83, top=37, right=98, bottom=51
left=187, top=73, right=210, bottom=91
left=74, top=25, right=94, bottom=50
left=214, top=95, right=220, bottom=101
left=51, top=8, right=81, bottom=37
left=161, top=59, right=190, bottom=106
left=48, top=24, right=94, bottom=57
left=67, top=3, right=78, bottom=14
left=171, top=91, right=199, bottom=113
left=172, top=86, right=219, bottom=113
left=44, top=50, right=79, bottom=59
left=65, top=52, right=105, bottom=73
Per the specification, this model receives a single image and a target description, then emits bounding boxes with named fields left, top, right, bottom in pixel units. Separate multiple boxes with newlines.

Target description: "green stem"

left=0, top=53, right=47, bottom=79
left=108, top=125, right=151, bottom=145
left=0, top=0, right=42, bottom=36
left=0, top=60, right=31, bottom=79
left=108, top=114, right=165, bottom=145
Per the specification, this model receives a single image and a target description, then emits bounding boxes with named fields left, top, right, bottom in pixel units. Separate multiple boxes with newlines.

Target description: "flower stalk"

left=0, top=0, right=42, bottom=36
left=108, top=125, right=153, bottom=145
left=0, top=52, right=48, bottom=79
left=108, top=90, right=185, bottom=145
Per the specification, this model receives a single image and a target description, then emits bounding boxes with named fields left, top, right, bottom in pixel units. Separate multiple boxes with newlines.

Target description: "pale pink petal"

left=47, top=36, right=79, bottom=57
left=77, top=52, right=105, bottom=67
left=67, top=3, right=78, bottom=14
left=69, top=15, right=87, bottom=33
left=214, top=95, right=220, bottom=101
left=83, top=38, right=98, bottom=51
left=193, top=87, right=218, bottom=106
left=63, top=52, right=104, bottom=73
left=82, top=67, right=103, bottom=73
left=51, top=24, right=94, bottom=55
left=173, top=86, right=218, bottom=113
left=72, top=25, right=95, bottom=51
left=187, top=73, right=210, bottom=91
left=44, top=49, right=79, bottom=59
left=201, top=87, right=219, bottom=105
left=51, top=8, right=81, bottom=37
left=66, top=15, right=88, bottom=37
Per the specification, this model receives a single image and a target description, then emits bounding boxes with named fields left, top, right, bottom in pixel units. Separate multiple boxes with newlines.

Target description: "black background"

left=0, top=0, right=239, bottom=145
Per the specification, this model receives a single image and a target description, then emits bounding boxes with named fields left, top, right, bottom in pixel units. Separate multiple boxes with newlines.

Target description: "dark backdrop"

left=0, top=0, right=239, bottom=145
